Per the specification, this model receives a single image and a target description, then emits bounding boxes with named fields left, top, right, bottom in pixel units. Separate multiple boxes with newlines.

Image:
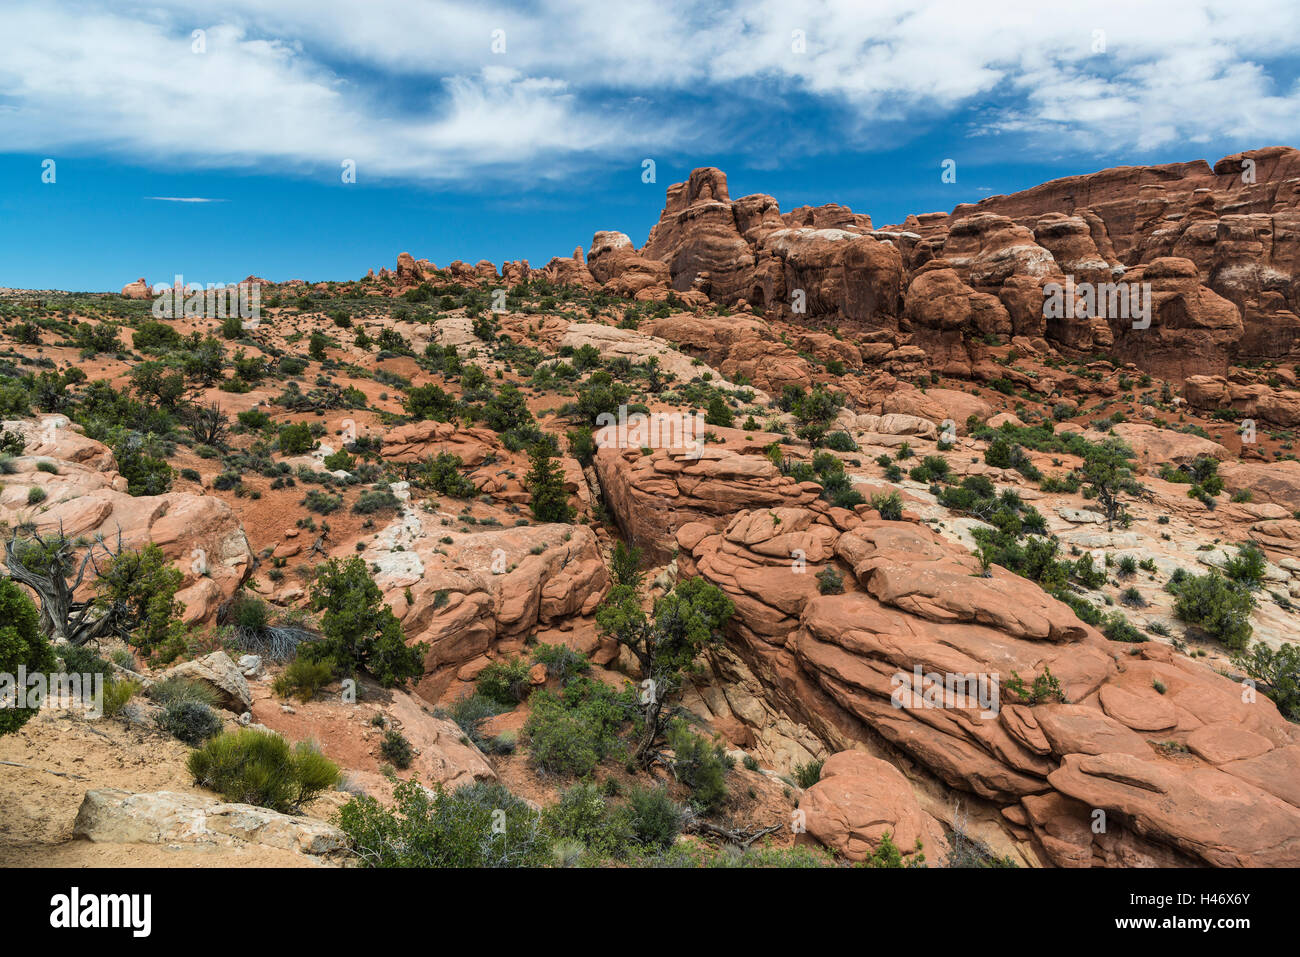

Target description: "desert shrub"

left=58, top=643, right=111, bottom=676
left=278, top=422, right=314, bottom=455
left=815, top=566, right=844, bottom=595
left=302, top=490, right=342, bottom=514
left=229, top=593, right=270, bottom=632
left=147, top=676, right=219, bottom=709
left=101, top=676, right=142, bottom=717
left=609, top=540, right=644, bottom=590
left=571, top=370, right=631, bottom=425
left=530, top=643, right=590, bottom=685
left=542, top=781, right=636, bottom=860
left=441, top=692, right=502, bottom=746
left=482, top=382, right=536, bottom=435
left=704, top=395, right=734, bottom=428
left=405, top=383, right=457, bottom=422
left=133, top=320, right=183, bottom=353
left=524, top=677, right=632, bottom=777
left=869, top=491, right=904, bottom=521
left=353, top=487, right=400, bottom=515
left=418, top=452, right=478, bottom=498
left=26, top=486, right=47, bottom=505
left=793, top=758, right=824, bottom=789
left=1168, top=571, right=1255, bottom=650
left=156, top=700, right=224, bottom=745
left=859, top=831, right=927, bottom=868
left=322, top=449, right=355, bottom=472
left=93, top=543, right=185, bottom=652
left=984, top=437, right=1041, bottom=480
left=666, top=720, right=731, bottom=813
left=626, top=785, right=684, bottom=850
left=336, top=778, right=550, bottom=867
left=380, top=729, right=413, bottom=769
left=1100, top=611, right=1145, bottom=643
left=789, top=386, right=842, bottom=446
left=0, top=580, right=56, bottom=736
left=273, top=656, right=336, bottom=701
left=822, top=431, right=858, bottom=452
left=188, top=729, right=339, bottom=812
left=1004, top=667, right=1067, bottom=705
left=476, top=657, right=533, bottom=707
left=308, top=331, right=329, bottom=360
left=114, top=438, right=173, bottom=496
left=1233, top=642, right=1300, bottom=721
left=1223, top=543, right=1267, bottom=589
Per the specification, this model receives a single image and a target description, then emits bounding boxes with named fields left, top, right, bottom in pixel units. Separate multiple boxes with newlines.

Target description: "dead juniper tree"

left=3, top=524, right=125, bottom=645
left=185, top=401, right=229, bottom=449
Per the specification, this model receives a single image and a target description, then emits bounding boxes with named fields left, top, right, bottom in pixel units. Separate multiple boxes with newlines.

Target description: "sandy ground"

left=0, top=708, right=333, bottom=868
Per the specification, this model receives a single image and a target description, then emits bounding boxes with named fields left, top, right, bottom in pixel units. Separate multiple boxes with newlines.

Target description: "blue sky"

left=2, top=0, right=1298, bottom=291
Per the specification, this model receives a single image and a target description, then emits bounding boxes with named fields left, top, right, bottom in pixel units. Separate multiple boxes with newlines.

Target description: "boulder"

left=74, top=789, right=347, bottom=858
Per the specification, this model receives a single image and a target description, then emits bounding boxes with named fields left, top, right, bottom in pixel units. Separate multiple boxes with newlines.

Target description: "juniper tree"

left=526, top=443, right=573, bottom=523
left=596, top=577, right=734, bottom=768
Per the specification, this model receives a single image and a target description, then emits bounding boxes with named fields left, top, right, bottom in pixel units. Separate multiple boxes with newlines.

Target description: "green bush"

left=0, top=580, right=56, bottom=736
left=406, top=383, right=457, bottom=422
left=531, top=643, right=591, bottom=686
left=147, top=676, right=219, bottom=709
left=1004, top=667, right=1067, bottom=705
left=279, top=422, right=314, bottom=455
left=352, top=487, right=400, bottom=515
left=859, top=831, right=927, bottom=868
left=1233, top=642, right=1300, bottom=721
left=303, top=557, right=425, bottom=687
left=822, top=431, right=858, bottom=452
left=188, top=729, right=339, bottom=812
left=380, top=729, right=413, bottom=769
left=101, top=676, right=142, bottom=717
left=1223, top=543, right=1267, bottom=589
left=666, top=720, right=731, bottom=814
left=418, top=452, right=478, bottom=498
left=337, top=778, right=550, bottom=867
left=477, top=657, right=533, bottom=707
left=526, top=443, right=573, bottom=523
left=1168, top=571, right=1255, bottom=650
left=626, top=785, right=684, bottom=850
left=322, top=449, right=355, bottom=472
left=115, top=439, right=173, bottom=496
left=156, top=700, right=224, bottom=745
left=441, top=692, right=503, bottom=746
left=815, top=566, right=844, bottom=595
left=524, top=677, right=631, bottom=777
left=93, top=543, right=184, bottom=652
left=273, top=656, right=336, bottom=701
left=869, top=491, right=904, bottom=521
left=704, top=395, right=734, bottom=428
left=542, top=781, right=636, bottom=860
left=793, top=758, right=824, bottom=789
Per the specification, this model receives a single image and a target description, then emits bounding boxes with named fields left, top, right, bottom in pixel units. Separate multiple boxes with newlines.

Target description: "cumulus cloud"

left=2, top=0, right=1297, bottom=181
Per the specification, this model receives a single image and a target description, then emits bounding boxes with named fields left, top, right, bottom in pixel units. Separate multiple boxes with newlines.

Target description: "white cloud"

left=1, top=0, right=1298, bottom=181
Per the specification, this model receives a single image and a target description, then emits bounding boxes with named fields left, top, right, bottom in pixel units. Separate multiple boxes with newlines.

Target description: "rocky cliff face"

left=571, top=148, right=1300, bottom=379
